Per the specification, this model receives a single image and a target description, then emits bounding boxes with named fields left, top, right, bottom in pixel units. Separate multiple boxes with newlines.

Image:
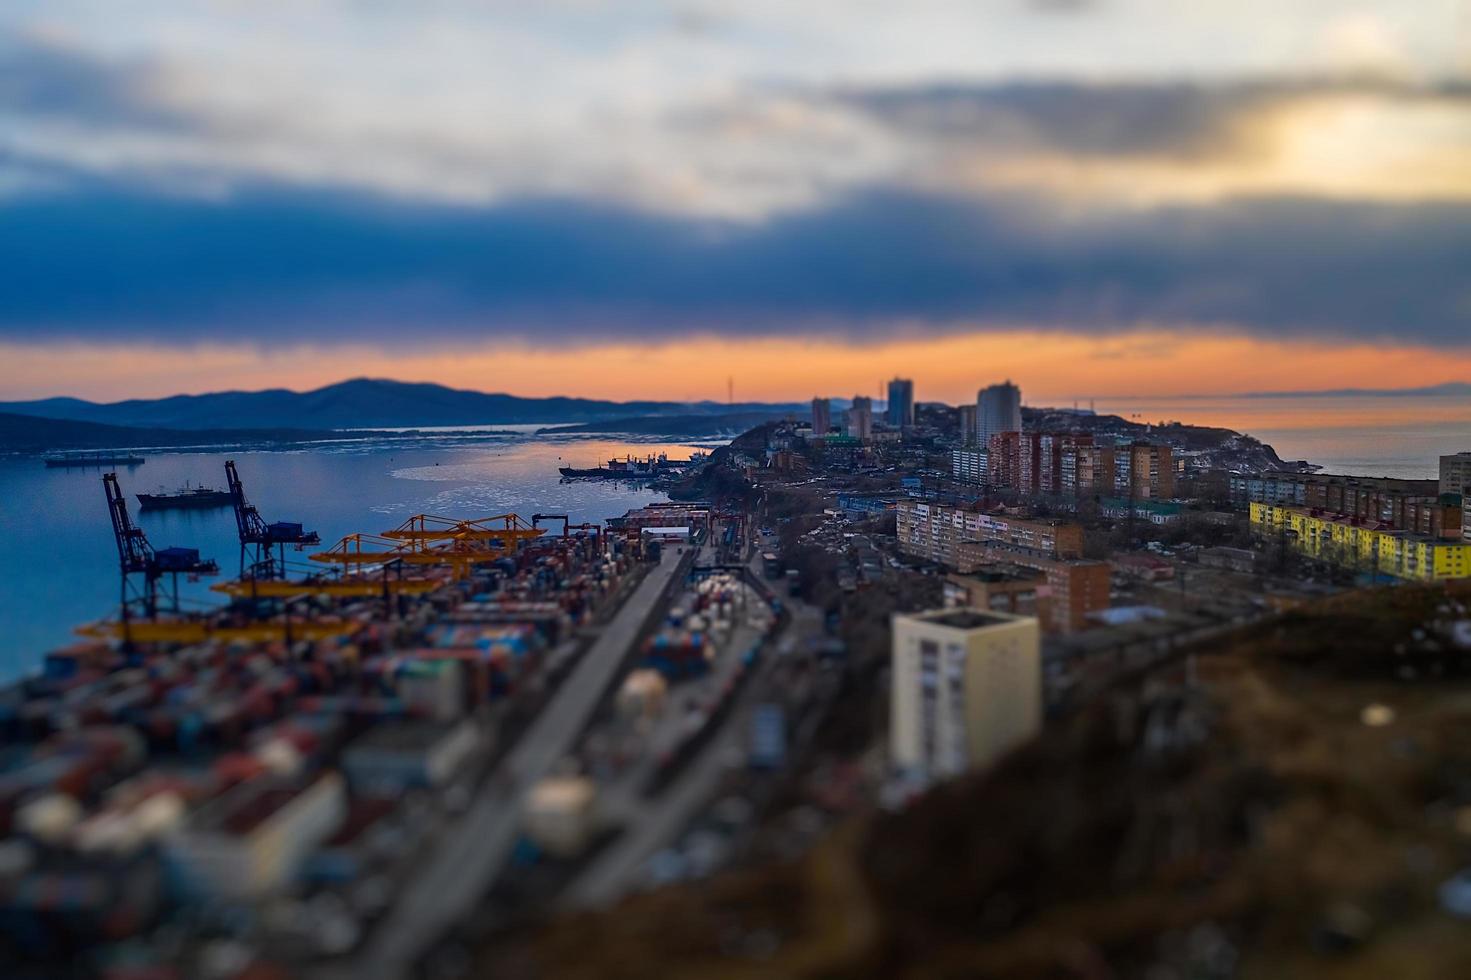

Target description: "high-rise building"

left=1116, top=443, right=1175, bottom=499
left=1017, top=432, right=1043, bottom=495
left=1440, top=452, right=1471, bottom=495
left=1038, top=434, right=1092, bottom=495
left=987, top=431, right=1021, bottom=489
left=978, top=381, right=1022, bottom=447
left=890, top=609, right=1041, bottom=779
left=848, top=396, right=873, bottom=440
left=957, top=404, right=978, bottom=445
left=1061, top=445, right=1116, bottom=497
left=811, top=397, right=831, bottom=436
left=886, top=378, right=915, bottom=429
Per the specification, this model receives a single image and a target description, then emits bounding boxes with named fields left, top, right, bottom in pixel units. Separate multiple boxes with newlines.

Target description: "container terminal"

left=0, top=455, right=819, bottom=978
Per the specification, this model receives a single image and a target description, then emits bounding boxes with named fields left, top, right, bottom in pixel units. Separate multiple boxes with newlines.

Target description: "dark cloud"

left=0, top=36, right=188, bottom=130
left=0, top=186, right=1466, bottom=347
left=841, top=78, right=1468, bottom=162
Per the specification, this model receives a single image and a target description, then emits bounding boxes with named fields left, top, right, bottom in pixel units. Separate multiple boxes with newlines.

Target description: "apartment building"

left=951, top=448, right=987, bottom=485
left=1250, top=502, right=1471, bottom=581
left=1117, top=443, right=1175, bottom=499
left=1061, top=444, right=1116, bottom=497
left=890, top=609, right=1040, bottom=779
left=1440, top=452, right=1471, bottom=495
left=811, top=397, right=831, bottom=436
left=848, top=396, right=873, bottom=440
left=987, top=431, right=1021, bottom=490
left=895, top=501, right=1106, bottom=632
left=1236, top=473, right=1459, bottom=539
left=1038, top=433, right=1093, bottom=495
left=957, top=404, right=979, bottom=446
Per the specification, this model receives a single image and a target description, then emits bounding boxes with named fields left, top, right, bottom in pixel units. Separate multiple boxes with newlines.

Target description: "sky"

left=1, top=1, right=1469, bottom=405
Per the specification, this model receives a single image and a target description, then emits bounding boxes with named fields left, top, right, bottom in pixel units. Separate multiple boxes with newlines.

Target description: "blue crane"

left=103, top=472, right=218, bottom=624
left=225, top=459, right=320, bottom=579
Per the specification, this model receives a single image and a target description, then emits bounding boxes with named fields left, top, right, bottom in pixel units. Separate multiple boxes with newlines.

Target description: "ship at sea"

left=44, top=453, right=146, bottom=468
left=136, top=482, right=235, bottom=510
left=559, top=451, right=706, bottom=481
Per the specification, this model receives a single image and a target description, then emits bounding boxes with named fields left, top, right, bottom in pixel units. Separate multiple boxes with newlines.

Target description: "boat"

left=44, top=453, right=146, bottom=468
left=137, top=483, right=234, bottom=510
left=558, top=452, right=703, bottom=481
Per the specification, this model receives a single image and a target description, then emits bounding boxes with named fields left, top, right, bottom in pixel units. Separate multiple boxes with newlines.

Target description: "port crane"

left=225, top=459, right=320, bottom=578
left=381, top=513, right=544, bottom=555
left=103, top=472, right=218, bottom=626
left=311, top=514, right=547, bottom=581
left=531, top=513, right=601, bottom=539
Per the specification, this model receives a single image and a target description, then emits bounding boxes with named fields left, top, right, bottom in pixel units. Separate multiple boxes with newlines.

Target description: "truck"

left=761, top=552, right=781, bottom=579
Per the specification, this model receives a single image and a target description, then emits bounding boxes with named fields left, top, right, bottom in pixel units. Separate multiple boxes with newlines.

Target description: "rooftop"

left=906, top=609, right=1022, bottom=631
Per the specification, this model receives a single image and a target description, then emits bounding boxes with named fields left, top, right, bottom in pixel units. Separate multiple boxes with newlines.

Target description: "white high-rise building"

left=890, top=609, right=1040, bottom=780
left=978, top=381, right=1022, bottom=447
left=1440, top=452, right=1471, bottom=495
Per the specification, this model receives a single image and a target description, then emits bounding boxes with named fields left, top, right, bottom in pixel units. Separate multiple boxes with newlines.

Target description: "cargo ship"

left=44, top=453, right=146, bottom=468
left=137, top=483, right=234, bottom=510
left=558, top=452, right=705, bottom=481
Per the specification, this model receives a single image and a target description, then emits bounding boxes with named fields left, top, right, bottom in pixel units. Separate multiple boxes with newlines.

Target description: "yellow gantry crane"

left=381, top=513, right=544, bottom=555
left=309, top=514, right=545, bottom=580
left=209, top=576, right=440, bottom=599
left=77, top=618, right=361, bottom=644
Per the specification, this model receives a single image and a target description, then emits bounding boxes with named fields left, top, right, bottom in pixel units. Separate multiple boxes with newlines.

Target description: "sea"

left=0, top=429, right=717, bottom=680
left=1094, top=394, right=1471, bottom=480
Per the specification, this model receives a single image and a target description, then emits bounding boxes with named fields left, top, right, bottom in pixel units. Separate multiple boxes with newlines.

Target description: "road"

left=563, top=539, right=825, bottom=909
left=326, top=546, right=687, bottom=980
left=565, top=617, right=766, bottom=908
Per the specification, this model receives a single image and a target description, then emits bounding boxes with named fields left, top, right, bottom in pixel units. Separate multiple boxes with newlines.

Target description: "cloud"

left=842, top=78, right=1471, bottom=205
left=0, top=186, right=1466, bottom=347
left=3, top=15, right=1470, bottom=219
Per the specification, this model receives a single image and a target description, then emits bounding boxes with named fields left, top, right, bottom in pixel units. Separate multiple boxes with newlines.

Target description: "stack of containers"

left=417, top=623, right=545, bottom=702
left=640, top=627, right=710, bottom=680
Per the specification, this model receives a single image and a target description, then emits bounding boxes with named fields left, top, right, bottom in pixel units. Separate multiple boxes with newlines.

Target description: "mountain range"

left=0, top=378, right=806, bottom=431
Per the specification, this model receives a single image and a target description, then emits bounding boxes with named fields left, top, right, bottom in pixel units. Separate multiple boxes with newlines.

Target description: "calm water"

left=0, top=433, right=714, bottom=679
left=1094, top=394, right=1471, bottom=479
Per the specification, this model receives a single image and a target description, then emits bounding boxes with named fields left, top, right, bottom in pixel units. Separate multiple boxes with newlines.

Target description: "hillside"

left=0, top=379, right=805, bottom=431
left=460, top=583, right=1471, bottom=979
left=0, top=411, right=392, bottom=452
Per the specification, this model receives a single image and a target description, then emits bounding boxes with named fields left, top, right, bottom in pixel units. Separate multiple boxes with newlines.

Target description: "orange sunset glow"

left=5, top=332, right=1471, bottom=423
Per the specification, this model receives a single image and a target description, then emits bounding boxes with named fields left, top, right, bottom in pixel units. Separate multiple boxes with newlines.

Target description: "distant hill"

left=1239, top=381, right=1471, bottom=398
left=0, top=378, right=807, bottom=431
left=0, top=411, right=390, bottom=452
